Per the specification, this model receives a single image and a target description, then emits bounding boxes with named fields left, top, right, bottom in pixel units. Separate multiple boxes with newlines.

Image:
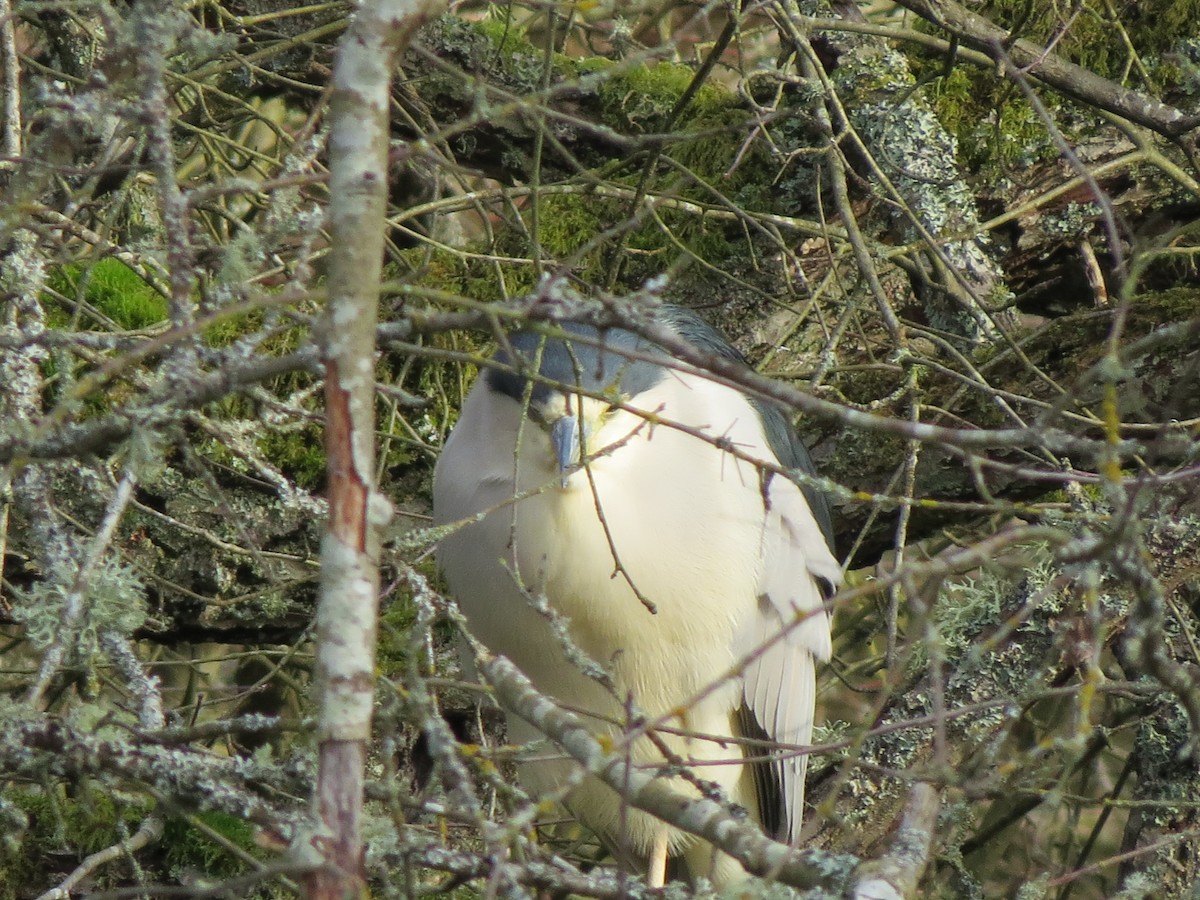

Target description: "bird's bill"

left=550, top=414, right=581, bottom=486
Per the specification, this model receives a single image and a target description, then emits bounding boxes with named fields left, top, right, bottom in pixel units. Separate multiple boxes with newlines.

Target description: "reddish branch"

left=307, top=0, right=445, bottom=897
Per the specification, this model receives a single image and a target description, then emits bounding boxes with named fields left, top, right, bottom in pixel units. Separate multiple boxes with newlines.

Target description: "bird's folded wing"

left=740, top=471, right=839, bottom=842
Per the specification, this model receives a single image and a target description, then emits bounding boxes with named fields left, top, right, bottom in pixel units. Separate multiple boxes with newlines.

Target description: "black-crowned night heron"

left=433, top=307, right=840, bottom=886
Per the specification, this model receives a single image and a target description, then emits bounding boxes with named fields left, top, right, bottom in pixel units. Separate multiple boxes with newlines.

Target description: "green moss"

left=932, top=570, right=1008, bottom=658
left=202, top=306, right=309, bottom=361
left=257, top=426, right=327, bottom=489
left=914, top=0, right=1200, bottom=86
left=46, top=258, right=168, bottom=329
left=1, top=786, right=148, bottom=898
left=597, top=61, right=718, bottom=133
left=473, top=14, right=551, bottom=72
left=1009, top=0, right=1200, bottom=84
left=161, top=811, right=259, bottom=878
left=377, top=594, right=420, bottom=674
left=377, top=557, right=457, bottom=675
left=410, top=14, right=777, bottom=288
left=923, top=68, right=1055, bottom=175
left=596, top=61, right=759, bottom=181
left=404, top=14, right=786, bottom=292
left=421, top=13, right=568, bottom=97
left=195, top=304, right=321, bottom=485
left=528, top=192, right=607, bottom=261
left=391, top=246, right=535, bottom=303
left=189, top=406, right=325, bottom=490
left=915, top=0, right=1200, bottom=175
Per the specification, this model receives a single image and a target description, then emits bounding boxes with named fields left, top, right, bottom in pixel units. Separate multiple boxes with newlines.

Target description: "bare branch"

left=305, top=0, right=445, bottom=896
left=888, top=0, right=1200, bottom=137
left=850, top=784, right=941, bottom=900
left=479, top=651, right=856, bottom=891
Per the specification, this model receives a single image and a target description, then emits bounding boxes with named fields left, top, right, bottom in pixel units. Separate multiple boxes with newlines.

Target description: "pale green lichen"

left=13, top=555, right=147, bottom=653
left=830, top=40, right=1006, bottom=339
left=1111, top=872, right=1160, bottom=900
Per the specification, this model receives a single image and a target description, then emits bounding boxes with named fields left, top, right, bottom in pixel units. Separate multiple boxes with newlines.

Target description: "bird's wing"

left=741, top=469, right=839, bottom=843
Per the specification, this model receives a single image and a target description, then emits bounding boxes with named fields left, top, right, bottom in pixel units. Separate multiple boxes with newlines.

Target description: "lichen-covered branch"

left=306, top=0, right=444, bottom=896
left=850, top=784, right=940, bottom=900
left=0, top=713, right=305, bottom=833
left=479, top=651, right=859, bottom=891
